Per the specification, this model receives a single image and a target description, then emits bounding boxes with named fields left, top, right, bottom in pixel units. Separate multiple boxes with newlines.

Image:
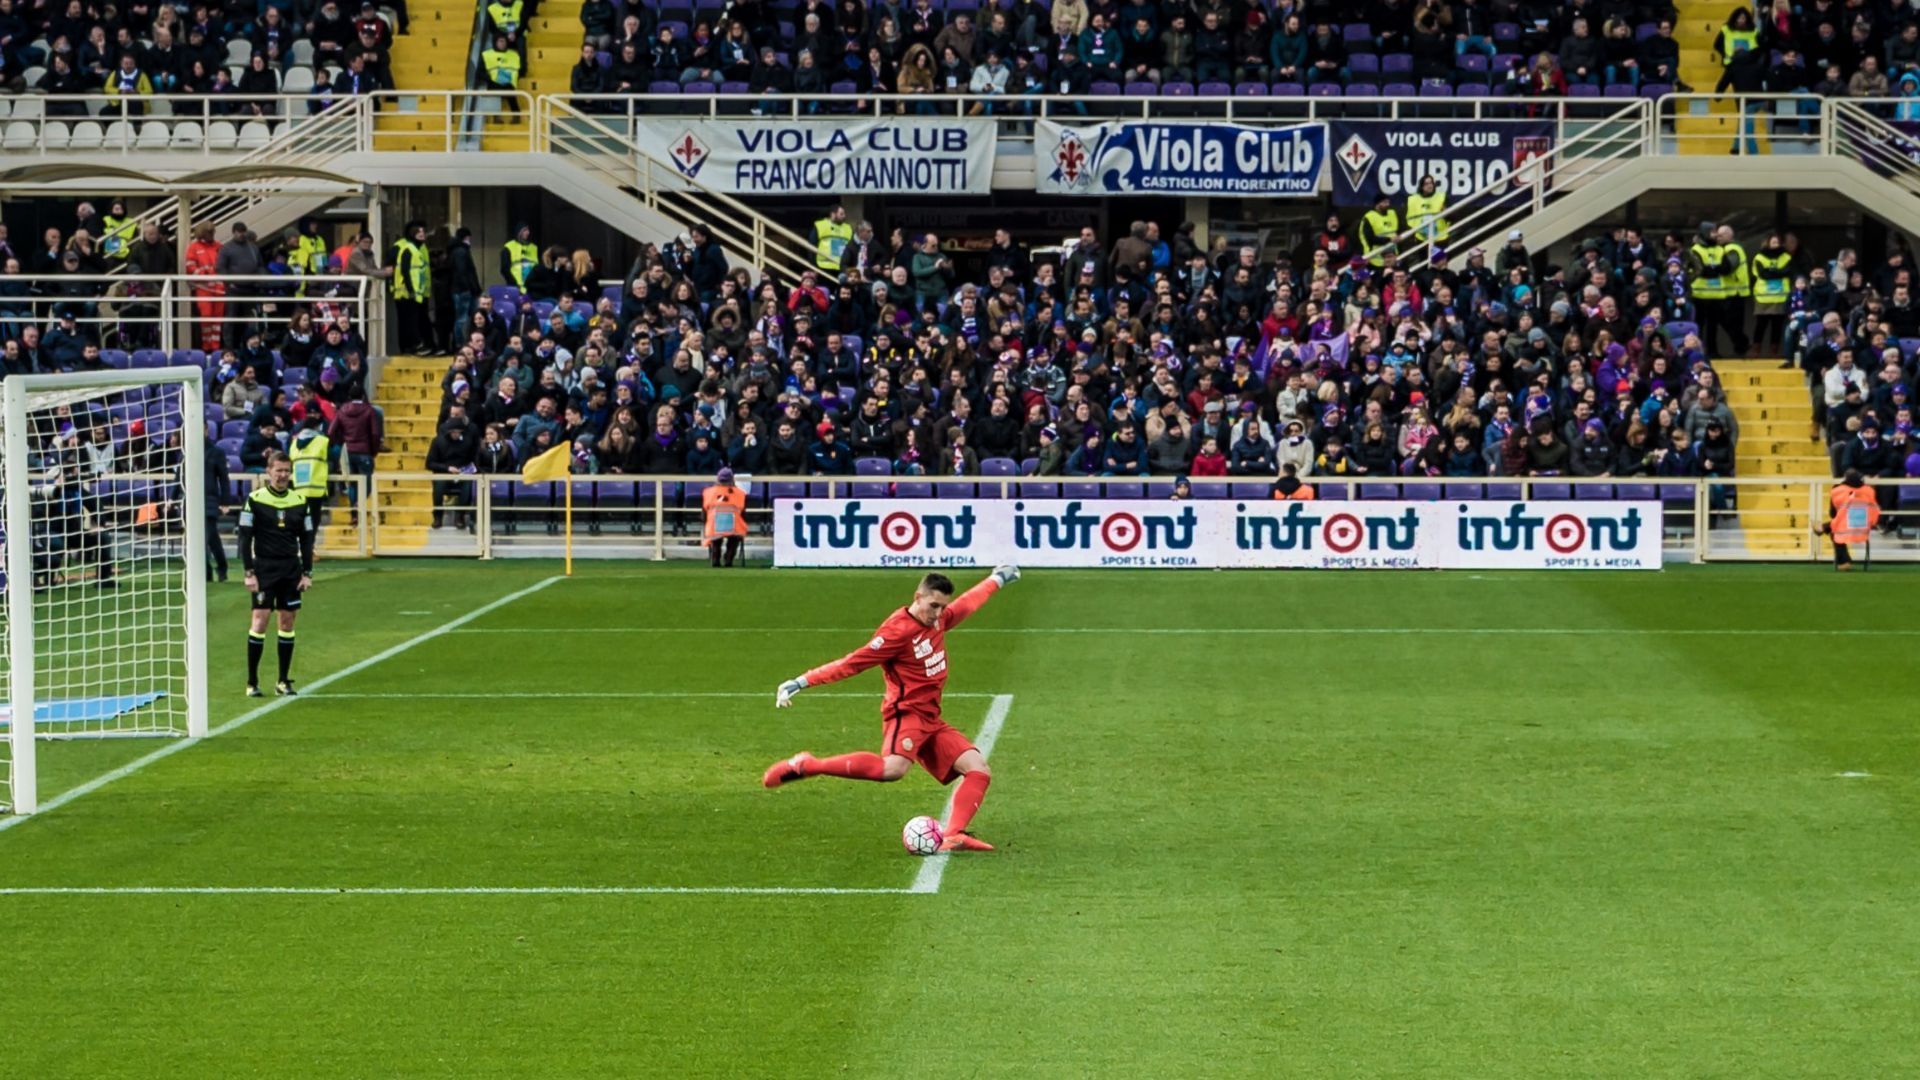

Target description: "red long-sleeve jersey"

left=802, top=578, right=999, bottom=722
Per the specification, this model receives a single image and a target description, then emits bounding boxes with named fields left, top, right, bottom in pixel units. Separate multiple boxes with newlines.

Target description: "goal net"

left=0, top=368, right=208, bottom=815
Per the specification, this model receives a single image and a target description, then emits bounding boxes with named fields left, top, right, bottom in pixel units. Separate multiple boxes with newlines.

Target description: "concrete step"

left=1727, top=406, right=1815, bottom=423
left=1734, top=457, right=1832, bottom=476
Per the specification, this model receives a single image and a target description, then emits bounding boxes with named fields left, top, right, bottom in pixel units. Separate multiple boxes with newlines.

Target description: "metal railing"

left=0, top=273, right=378, bottom=357
left=329, top=470, right=1920, bottom=564
left=538, top=96, right=816, bottom=281
left=1653, top=91, right=1829, bottom=156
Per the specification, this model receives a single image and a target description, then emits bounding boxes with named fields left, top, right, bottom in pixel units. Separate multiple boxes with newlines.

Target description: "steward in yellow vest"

left=289, top=419, right=331, bottom=517
left=482, top=35, right=521, bottom=88
left=1750, top=244, right=1791, bottom=304
left=502, top=224, right=538, bottom=287
left=813, top=205, right=853, bottom=274
left=101, top=201, right=136, bottom=261
left=1404, top=175, right=1448, bottom=245
left=1359, top=195, right=1400, bottom=267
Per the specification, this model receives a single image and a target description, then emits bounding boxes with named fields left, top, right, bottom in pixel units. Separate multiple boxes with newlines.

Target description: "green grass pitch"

left=2, top=561, right=1917, bottom=1077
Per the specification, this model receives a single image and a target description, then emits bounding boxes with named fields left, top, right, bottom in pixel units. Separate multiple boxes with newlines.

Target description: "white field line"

left=0, top=575, right=566, bottom=835
left=0, top=886, right=912, bottom=896
left=911, top=693, right=1013, bottom=896
left=445, top=627, right=1915, bottom=637
left=303, top=691, right=998, bottom=700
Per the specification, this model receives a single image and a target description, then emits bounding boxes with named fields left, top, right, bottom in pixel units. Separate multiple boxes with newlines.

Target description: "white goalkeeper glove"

left=775, top=675, right=808, bottom=708
left=990, top=565, right=1021, bottom=588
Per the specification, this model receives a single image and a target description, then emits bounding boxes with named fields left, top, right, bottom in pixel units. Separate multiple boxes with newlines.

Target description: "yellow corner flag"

left=521, top=442, right=571, bottom=483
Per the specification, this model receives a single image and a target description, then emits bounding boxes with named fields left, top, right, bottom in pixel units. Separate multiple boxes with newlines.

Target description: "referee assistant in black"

left=238, top=452, right=316, bottom=697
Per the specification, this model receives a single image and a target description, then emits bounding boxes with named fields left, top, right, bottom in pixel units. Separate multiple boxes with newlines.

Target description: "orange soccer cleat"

left=938, top=830, right=995, bottom=852
left=762, top=752, right=817, bottom=789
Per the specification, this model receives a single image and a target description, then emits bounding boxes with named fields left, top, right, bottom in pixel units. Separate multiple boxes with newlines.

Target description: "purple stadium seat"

left=981, top=458, right=1017, bottom=476
left=1443, top=483, right=1485, bottom=500
left=766, top=481, right=806, bottom=502
left=1455, top=83, right=1490, bottom=96
left=1420, top=79, right=1453, bottom=96
left=203, top=403, right=224, bottom=427
left=594, top=481, right=636, bottom=507
left=1342, top=23, right=1374, bottom=51
left=1493, top=22, right=1520, bottom=42
left=1018, top=481, right=1058, bottom=498
left=1270, top=81, right=1304, bottom=96
left=1604, top=83, right=1636, bottom=97
left=1020, top=457, right=1039, bottom=475
left=894, top=481, right=933, bottom=499
left=1380, top=82, right=1415, bottom=96
left=851, top=479, right=890, bottom=498
left=1485, top=482, right=1523, bottom=501
left=648, top=80, right=679, bottom=95
left=1090, top=80, right=1121, bottom=96
left=1382, top=53, right=1414, bottom=74
left=1345, top=83, right=1380, bottom=96
left=220, top=419, right=250, bottom=441
left=1457, top=53, right=1489, bottom=79
left=1568, top=83, right=1600, bottom=97
left=1230, top=482, right=1269, bottom=499
left=107, top=403, right=144, bottom=425
left=720, top=80, right=750, bottom=94
left=854, top=456, right=890, bottom=475
left=1147, top=482, right=1175, bottom=499
left=1192, top=480, right=1231, bottom=500
left=1349, top=53, right=1380, bottom=77
left=828, top=79, right=856, bottom=94
left=1659, top=483, right=1696, bottom=506
left=1617, top=483, right=1657, bottom=501
left=102, top=349, right=130, bottom=368
left=1061, top=481, right=1101, bottom=500
left=1310, top=81, right=1342, bottom=96
left=1125, top=81, right=1158, bottom=96
left=1531, top=482, right=1572, bottom=501
left=1403, top=482, right=1442, bottom=501
left=940, top=482, right=975, bottom=499
left=1362, top=483, right=1401, bottom=499
left=684, top=80, right=717, bottom=95
left=132, top=349, right=168, bottom=368
left=1197, top=81, right=1231, bottom=96
left=216, top=437, right=244, bottom=459
left=1576, top=484, right=1617, bottom=500
left=1663, top=320, right=1699, bottom=340
left=169, top=349, right=205, bottom=367
left=596, top=50, right=611, bottom=68
left=1641, top=82, right=1673, bottom=98
left=1162, top=81, right=1194, bottom=96
left=1235, top=81, right=1269, bottom=96
left=1318, top=482, right=1350, bottom=500
left=1492, top=53, right=1522, bottom=74
left=1635, top=21, right=1657, bottom=39
left=1899, top=337, right=1920, bottom=358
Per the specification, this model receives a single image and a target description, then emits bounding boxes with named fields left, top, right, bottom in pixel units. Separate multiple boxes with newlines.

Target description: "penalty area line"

left=911, top=693, right=1013, bottom=896
left=0, top=885, right=914, bottom=896
left=0, top=575, right=567, bottom=836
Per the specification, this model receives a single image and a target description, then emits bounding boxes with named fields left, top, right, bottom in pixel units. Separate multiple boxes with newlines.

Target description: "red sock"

left=944, top=771, right=991, bottom=834
left=803, top=751, right=888, bottom=781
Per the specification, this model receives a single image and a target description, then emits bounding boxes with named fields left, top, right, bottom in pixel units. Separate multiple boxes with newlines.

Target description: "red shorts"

left=881, top=712, right=975, bottom=785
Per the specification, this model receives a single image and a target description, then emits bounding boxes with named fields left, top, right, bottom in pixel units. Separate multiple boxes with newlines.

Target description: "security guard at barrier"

left=100, top=199, right=136, bottom=261
left=502, top=223, right=538, bottom=287
left=290, top=217, right=330, bottom=296
left=288, top=414, right=332, bottom=524
left=1404, top=175, right=1448, bottom=248
left=1822, top=469, right=1880, bottom=570
left=1687, top=222, right=1727, bottom=353
left=703, top=467, right=749, bottom=567
left=1358, top=195, right=1400, bottom=268
left=391, top=220, right=435, bottom=356
left=1712, top=223, right=1752, bottom=356
left=812, top=204, right=853, bottom=276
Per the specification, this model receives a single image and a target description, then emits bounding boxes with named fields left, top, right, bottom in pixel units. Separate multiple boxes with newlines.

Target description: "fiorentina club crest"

left=1335, top=131, right=1377, bottom=191
left=1051, top=130, right=1091, bottom=189
left=668, top=131, right=709, bottom=179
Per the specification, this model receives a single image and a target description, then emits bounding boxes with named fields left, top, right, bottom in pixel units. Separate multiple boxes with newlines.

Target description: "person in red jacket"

left=1190, top=435, right=1228, bottom=476
left=328, top=384, right=384, bottom=523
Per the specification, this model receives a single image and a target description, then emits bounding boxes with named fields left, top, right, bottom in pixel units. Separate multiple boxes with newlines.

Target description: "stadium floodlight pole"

left=3, top=375, right=39, bottom=813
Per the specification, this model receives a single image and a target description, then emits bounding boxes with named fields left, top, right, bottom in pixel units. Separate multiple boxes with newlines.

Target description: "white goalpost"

left=1, top=367, right=208, bottom=815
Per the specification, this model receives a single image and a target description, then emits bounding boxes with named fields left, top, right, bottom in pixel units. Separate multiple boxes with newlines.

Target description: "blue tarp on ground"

left=0, top=692, right=167, bottom=728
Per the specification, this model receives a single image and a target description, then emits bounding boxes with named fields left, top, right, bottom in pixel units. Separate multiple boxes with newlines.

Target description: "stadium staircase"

left=483, top=1, right=580, bottom=150
left=1670, top=0, right=1743, bottom=154
left=377, top=0, right=482, bottom=151
left=357, top=355, right=444, bottom=551
left=1719, top=358, right=1823, bottom=555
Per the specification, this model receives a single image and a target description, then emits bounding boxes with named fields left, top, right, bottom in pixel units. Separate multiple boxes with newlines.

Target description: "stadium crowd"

left=531, top=0, right=1920, bottom=105
left=403, top=208, right=1920, bottom=514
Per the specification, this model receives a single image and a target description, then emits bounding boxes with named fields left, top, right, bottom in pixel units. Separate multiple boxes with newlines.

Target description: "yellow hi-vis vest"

left=503, top=240, right=538, bottom=287
left=1360, top=208, right=1400, bottom=265
left=1718, top=26, right=1758, bottom=63
left=813, top=218, right=853, bottom=272
left=1689, top=242, right=1726, bottom=300
left=393, top=238, right=431, bottom=301
left=1404, top=190, right=1448, bottom=243
left=101, top=214, right=136, bottom=259
left=487, top=0, right=523, bottom=33
left=290, top=432, right=331, bottom=499
left=1721, top=241, right=1751, bottom=299
left=1751, top=250, right=1791, bottom=303
left=482, top=46, right=521, bottom=87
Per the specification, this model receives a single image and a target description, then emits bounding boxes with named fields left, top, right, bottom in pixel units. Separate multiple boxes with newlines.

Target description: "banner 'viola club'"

left=1036, top=120, right=1326, bottom=196
left=638, top=118, right=996, bottom=194
left=774, top=499, right=1662, bottom=570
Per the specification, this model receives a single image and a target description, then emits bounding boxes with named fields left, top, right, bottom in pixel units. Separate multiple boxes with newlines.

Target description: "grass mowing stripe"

left=0, top=574, right=564, bottom=835
left=302, top=691, right=999, bottom=699
left=0, top=886, right=916, bottom=896
left=911, top=694, right=1014, bottom=895
left=444, top=627, right=1919, bottom=637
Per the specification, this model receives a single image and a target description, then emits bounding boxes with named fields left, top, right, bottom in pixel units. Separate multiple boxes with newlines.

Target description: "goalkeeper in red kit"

left=762, top=566, right=1020, bottom=852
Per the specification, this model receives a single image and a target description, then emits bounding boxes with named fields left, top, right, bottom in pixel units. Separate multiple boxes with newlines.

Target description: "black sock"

left=247, top=634, right=265, bottom=685
left=277, top=631, right=295, bottom=683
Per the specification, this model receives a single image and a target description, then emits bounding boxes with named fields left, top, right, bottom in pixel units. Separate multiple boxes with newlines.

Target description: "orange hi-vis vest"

left=1272, top=482, right=1317, bottom=500
left=1830, top=482, right=1879, bottom=545
left=703, top=483, right=748, bottom=541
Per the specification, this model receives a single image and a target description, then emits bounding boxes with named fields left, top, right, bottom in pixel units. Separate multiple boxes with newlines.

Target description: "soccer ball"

left=902, top=815, right=943, bottom=856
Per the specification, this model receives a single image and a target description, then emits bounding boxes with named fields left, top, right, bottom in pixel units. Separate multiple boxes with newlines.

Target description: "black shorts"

left=250, top=574, right=303, bottom=611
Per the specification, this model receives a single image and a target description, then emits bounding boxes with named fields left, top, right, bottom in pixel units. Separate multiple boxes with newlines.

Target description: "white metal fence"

left=1, top=274, right=379, bottom=357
